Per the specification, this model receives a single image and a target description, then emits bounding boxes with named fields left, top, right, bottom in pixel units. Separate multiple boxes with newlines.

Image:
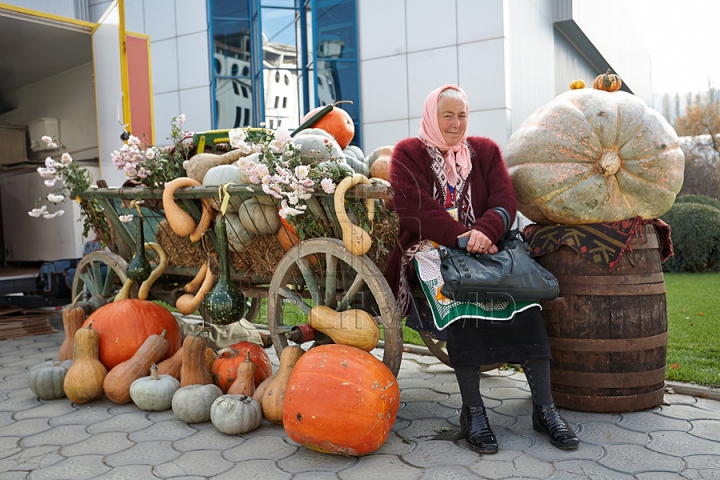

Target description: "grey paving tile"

left=27, top=454, right=111, bottom=480
left=418, top=466, right=485, bottom=479
left=88, top=411, right=154, bottom=434
left=0, top=470, right=27, bottom=480
left=0, top=393, right=42, bottom=413
left=616, top=411, right=691, bottom=433
left=108, top=403, right=147, bottom=415
left=557, top=409, right=621, bottom=425
left=146, top=409, right=177, bottom=422
left=524, top=438, right=602, bottom=462
left=397, top=401, right=457, bottom=421
left=374, top=431, right=416, bottom=455
left=400, top=388, right=448, bottom=402
left=397, top=418, right=457, bottom=442
left=0, top=377, right=31, bottom=396
left=663, top=392, right=698, bottom=405
left=340, top=454, right=423, bottom=480
left=493, top=398, right=533, bottom=419
left=50, top=404, right=113, bottom=425
left=467, top=449, right=554, bottom=479
left=61, top=431, right=134, bottom=456
left=0, top=445, right=63, bottom=473
left=392, top=417, right=411, bottom=432
left=0, top=437, right=20, bottom=460
left=212, top=460, right=292, bottom=479
left=492, top=427, right=534, bottom=451
left=695, top=397, right=720, bottom=410
left=14, top=400, right=77, bottom=420
left=597, top=444, right=685, bottom=474
left=93, top=465, right=158, bottom=480
left=223, top=435, right=297, bottom=461
left=129, top=419, right=197, bottom=442
left=635, top=473, right=688, bottom=480
left=21, top=424, right=91, bottom=448
left=684, top=454, right=720, bottom=480
left=575, top=422, right=649, bottom=446
left=174, top=427, right=245, bottom=452
left=291, top=473, right=340, bottom=480
left=547, top=460, right=634, bottom=479
left=401, top=440, right=478, bottom=468
left=419, top=363, right=456, bottom=375
left=483, top=387, right=531, bottom=401
left=415, top=355, right=442, bottom=366
left=398, top=377, right=442, bottom=389
left=690, top=419, right=720, bottom=441
left=646, top=430, right=720, bottom=456
left=154, top=449, right=234, bottom=477
left=0, top=418, right=51, bottom=437
left=105, top=440, right=181, bottom=467
left=277, top=447, right=356, bottom=473
left=658, top=404, right=720, bottom=421
left=0, top=411, right=16, bottom=428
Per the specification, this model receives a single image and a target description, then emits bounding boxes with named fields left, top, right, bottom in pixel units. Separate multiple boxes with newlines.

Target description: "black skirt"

left=446, top=306, right=552, bottom=367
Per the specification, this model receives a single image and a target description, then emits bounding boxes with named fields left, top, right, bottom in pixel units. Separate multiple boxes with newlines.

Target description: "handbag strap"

left=490, top=206, right=512, bottom=233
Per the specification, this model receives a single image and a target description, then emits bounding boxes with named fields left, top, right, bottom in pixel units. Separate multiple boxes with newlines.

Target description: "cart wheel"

left=71, top=251, right=129, bottom=308
left=267, top=238, right=402, bottom=377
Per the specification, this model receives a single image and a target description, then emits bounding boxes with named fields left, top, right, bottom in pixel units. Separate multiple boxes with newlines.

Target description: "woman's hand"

left=457, top=230, right=498, bottom=254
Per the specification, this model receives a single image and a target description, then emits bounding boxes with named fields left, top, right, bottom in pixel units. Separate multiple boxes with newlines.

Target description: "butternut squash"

left=180, top=333, right=214, bottom=387
left=262, top=345, right=304, bottom=424
left=58, top=294, right=85, bottom=362
left=163, top=177, right=202, bottom=237
left=63, top=323, right=107, bottom=404
left=308, top=305, right=380, bottom=352
left=227, top=351, right=256, bottom=396
left=157, top=346, right=183, bottom=380
left=334, top=174, right=375, bottom=255
left=184, top=263, right=209, bottom=293
left=252, top=373, right=276, bottom=403
left=103, top=330, right=170, bottom=404
left=175, top=266, right=215, bottom=315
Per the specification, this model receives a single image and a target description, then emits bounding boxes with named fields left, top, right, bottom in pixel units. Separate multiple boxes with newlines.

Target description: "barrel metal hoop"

left=548, top=331, right=668, bottom=352
left=552, top=387, right=666, bottom=413
left=550, top=366, right=667, bottom=388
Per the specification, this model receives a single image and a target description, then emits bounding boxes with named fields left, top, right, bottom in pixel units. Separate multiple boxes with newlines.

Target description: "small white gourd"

left=28, top=360, right=72, bottom=400
left=238, top=198, right=281, bottom=235
left=129, top=363, right=180, bottom=411
left=210, top=394, right=263, bottom=435
left=172, top=383, right=224, bottom=423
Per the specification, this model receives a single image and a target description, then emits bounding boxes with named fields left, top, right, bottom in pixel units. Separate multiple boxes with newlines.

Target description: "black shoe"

left=532, top=403, right=579, bottom=450
left=460, top=405, right=499, bottom=454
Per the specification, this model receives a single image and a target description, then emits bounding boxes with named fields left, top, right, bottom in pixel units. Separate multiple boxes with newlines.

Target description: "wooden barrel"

left=536, top=224, right=667, bottom=413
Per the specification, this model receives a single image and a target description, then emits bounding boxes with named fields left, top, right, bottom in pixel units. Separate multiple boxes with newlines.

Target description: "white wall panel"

left=153, top=91, right=180, bottom=146
left=362, top=119, right=410, bottom=154
left=124, top=0, right=146, bottom=34
left=357, top=0, right=406, bottom=60
left=405, top=0, right=457, bottom=52
left=359, top=55, right=408, bottom=123
left=175, top=0, right=208, bottom=37
left=470, top=108, right=511, bottom=148
left=151, top=38, right=179, bottom=94
left=458, top=39, right=509, bottom=113
left=457, top=0, right=506, bottom=44
left=144, top=0, right=176, bottom=41
left=407, top=47, right=458, bottom=118
left=177, top=32, right=209, bottom=90
left=179, top=86, right=212, bottom=134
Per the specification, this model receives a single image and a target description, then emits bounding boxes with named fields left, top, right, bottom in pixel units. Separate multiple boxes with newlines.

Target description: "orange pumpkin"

left=301, top=106, right=354, bottom=150
left=82, top=299, right=182, bottom=370
left=211, top=341, right=272, bottom=393
left=282, top=344, right=400, bottom=456
left=593, top=69, right=622, bottom=92
left=505, top=88, right=684, bottom=224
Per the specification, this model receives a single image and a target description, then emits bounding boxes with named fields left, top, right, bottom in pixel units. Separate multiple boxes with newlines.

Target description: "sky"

left=623, top=0, right=720, bottom=96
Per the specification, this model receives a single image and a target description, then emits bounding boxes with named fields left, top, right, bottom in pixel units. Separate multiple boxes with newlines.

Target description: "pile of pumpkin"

left=505, top=70, right=685, bottom=225
left=29, top=297, right=399, bottom=456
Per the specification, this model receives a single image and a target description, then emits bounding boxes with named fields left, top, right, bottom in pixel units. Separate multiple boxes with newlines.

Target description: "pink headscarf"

left=418, top=84, right=471, bottom=186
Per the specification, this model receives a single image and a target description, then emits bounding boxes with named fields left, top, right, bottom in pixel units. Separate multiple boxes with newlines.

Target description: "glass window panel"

left=261, top=0, right=296, bottom=7
left=261, top=7, right=297, bottom=49
left=264, top=68, right=301, bottom=129
left=314, top=0, right=356, bottom=59
left=215, top=78, right=253, bottom=128
left=212, top=0, right=249, bottom=19
left=212, top=20, right=252, bottom=76
left=316, top=60, right=357, bottom=120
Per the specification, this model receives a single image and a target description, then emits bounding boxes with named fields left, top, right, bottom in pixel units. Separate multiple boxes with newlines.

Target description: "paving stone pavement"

left=2, top=331, right=720, bottom=479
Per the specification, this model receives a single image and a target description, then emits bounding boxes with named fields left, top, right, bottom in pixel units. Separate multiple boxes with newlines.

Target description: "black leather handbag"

left=438, top=229, right=559, bottom=303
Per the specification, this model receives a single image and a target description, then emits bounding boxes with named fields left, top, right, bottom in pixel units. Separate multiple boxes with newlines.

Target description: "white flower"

left=321, top=178, right=336, bottom=194
left=145, top=148, right=155, bottom=160
left=44, top=179, right=57, bottom=187
left=45, top=157, right=56, bottom=168
left=228, top=129, right=247, bottom=149
left=119, top=214, right=134, bottom=223
left=274, top=126, right=291, bottom=145
left=37, top=167, right=55, bottom=178
left=295, top=165, right=309, bottom=179
left=61, top=153, right=72, bottom=165
left=128, top=135, right=141, bottom=146
left=41, top=135, right=53, bottom=144
left=47, top=193, right=64, bottom=203
left=47, top=142, right=58, bottom=149
left=28, top=206, right=47, bottom=217
left=176, top=114, right=185, bottom=126
left=55, top=210, right=65, bottom=217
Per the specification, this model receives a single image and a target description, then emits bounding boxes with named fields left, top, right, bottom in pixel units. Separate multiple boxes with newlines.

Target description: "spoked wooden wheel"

left=71, top=251, right=129, bottom=309
left=244, top=297, right=260, bottom=322
left=267, top=238, right=402, bottom=377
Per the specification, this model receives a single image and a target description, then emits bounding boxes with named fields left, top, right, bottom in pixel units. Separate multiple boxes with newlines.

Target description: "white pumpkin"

left=172, top=383, right=223, bottom=423
left=285, top=128, right=344, bottom=165
left=129, top=364, right=180, bottom=411
left=28, top=360, right=72, bottom=400
left=210, top=394, right=263, bottom=435
left=221, top=212, right=254, bottom=253
left=238, top=198, right=281, bottom=235
left=343, top=146, right=369, bottom=176
left=202, top=164, right=244, bottom=212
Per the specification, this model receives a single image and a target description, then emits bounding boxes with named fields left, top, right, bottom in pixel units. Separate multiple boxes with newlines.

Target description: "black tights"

left=454, top=359, right=554, bottom=407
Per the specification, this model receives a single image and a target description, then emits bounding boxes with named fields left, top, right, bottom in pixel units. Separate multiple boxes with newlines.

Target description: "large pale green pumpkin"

left=505, top=88, right=684, bottom=225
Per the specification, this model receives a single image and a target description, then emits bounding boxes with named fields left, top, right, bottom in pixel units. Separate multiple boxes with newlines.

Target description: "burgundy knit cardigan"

left=384, top=136, right=517, bottom=306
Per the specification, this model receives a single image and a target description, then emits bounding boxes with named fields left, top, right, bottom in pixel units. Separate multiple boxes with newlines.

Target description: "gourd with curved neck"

left=206, top=215, right=245, bottom=324
left=126, top=215, right=152, bottom=283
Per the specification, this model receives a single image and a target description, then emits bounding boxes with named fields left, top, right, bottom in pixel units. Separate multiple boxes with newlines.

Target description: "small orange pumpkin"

left=593, top=69, right=622, bottom=92
left=569, top=79, right=585, bottom=90
left=301, top=106, right=354, bottom=149
left=211, top=341, right=272, bottom=393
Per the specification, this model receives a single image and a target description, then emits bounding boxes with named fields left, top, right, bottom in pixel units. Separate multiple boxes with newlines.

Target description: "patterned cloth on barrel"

left=522, top=217, right=673, bottom=272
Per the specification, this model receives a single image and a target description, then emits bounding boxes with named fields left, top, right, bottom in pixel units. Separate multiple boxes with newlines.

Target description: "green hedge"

left=661, top=203, right=720, bottom=272
left=674, top=194, right=720, bottom=211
